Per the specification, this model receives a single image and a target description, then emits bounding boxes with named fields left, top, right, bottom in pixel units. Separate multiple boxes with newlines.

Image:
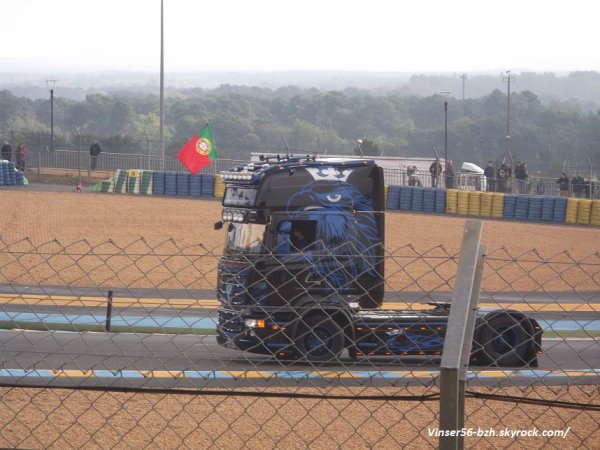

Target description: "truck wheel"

left=295, top=314, right=344, bottom=363
left=478, top=315, right=530, bottom=366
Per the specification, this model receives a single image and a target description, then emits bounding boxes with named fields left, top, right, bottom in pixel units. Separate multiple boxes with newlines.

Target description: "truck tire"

left=478, top=314, right=530, bottom=366
left=295, top=314, right=344, bottom=363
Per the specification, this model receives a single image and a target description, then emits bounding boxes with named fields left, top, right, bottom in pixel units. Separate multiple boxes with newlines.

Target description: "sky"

left=0, top=0, right=598, bottom=74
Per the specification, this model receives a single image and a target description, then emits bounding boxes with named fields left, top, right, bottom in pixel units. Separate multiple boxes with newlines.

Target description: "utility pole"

left=460, top=73, right=467, bottom=100
left=47, top=80, right=56, bottom=152
left=503, top=70, right=516, bottom=192
left=502, top=70, right=515, bottom=154
left=159, top=0, right=165, bottom=171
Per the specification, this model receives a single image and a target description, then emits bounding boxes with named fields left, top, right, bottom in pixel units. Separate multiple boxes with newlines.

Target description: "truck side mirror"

left=214, top=221, right=223, bottom=230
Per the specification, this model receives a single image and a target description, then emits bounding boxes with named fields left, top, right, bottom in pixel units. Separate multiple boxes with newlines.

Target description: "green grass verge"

left=0, top=321, right=216, bottom=335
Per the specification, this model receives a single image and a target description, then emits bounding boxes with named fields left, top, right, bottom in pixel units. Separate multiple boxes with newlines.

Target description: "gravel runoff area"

left=0, top=186, right=599, bottom=449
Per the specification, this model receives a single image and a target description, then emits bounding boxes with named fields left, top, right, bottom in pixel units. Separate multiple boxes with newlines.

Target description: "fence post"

left=439, top=220, right=484, bottom=450
left=105, top=290, right=113, bottom=332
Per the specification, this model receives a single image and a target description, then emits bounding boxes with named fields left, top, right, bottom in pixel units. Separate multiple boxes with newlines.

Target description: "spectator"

left=514, top=161, right=529, bottom=194
left=444, top=160, right=454, bottom=189
left=89, top=139, right=102, bottom=171
left=556, top=172, right=569, bottom=197
left=584, top=177, right=594, bottom=199
left=484, top=161, right=495, bottom=192
left=571, top=171, right=585, bottom=198
left=429, top=159, right=442, bottom=187
left=1, top=141, right=11, bottom=161
left=497, top=164, right=509, bottom=193
left=16, top=143, right=27, bottom=172
left=408, top=165, right=421, bottom=187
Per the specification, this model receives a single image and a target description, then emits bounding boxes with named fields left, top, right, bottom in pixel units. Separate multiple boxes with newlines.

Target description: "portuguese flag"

left=177, top=123, right=218, bottom=174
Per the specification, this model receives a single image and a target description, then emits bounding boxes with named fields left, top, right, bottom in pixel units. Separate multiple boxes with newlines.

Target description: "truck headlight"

left=244, top=319, right=266, bottom=328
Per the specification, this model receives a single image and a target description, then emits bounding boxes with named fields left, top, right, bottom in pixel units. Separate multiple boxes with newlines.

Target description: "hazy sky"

left=1, top=0, right=597, bottom=73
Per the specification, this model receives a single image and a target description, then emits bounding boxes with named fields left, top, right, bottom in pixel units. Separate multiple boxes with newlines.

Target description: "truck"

left=215, top=155, right=542, bottom=365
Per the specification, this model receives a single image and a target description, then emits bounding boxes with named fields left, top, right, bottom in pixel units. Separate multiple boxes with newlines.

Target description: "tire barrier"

left=190, top=174, right=203, bottom=197
left=503, top=194, right=517, bottom=219
left=399, top=186, right=412, bottom=211
left=445, top=189, right=458, bottom=214
left=164, top=172, right=177, bottom=196
left=491, top=193, right=504, bottom=218
left=515, top=195, right=529, bottom=220
left=386, top=185, right=400, bottom=210
left=0, top=161, right=26, bottom=186
left=113, top=169, right=128, bottom=194
left=152, top=171, right=165, bottom=195
left=565, top=198, right=579, bottom=224
left=385, top=183, right=600, bottom=227
left=467, top=191, right=482, bottom=216
left=127, top=170, right=140, bottom=194
left=139, top=170, right=153, bottom=195
left=591, top=200, right=600, bottom=226
left=176, top=172, right=190, bottom=196
left=553, top=197, right=567, bottom=223
left=92, top=169, right=217, bottom=198
left=577, top=199, right=592, bottom=225
left=527, top=196, right=543, bottom=221
left=457, top=190, right=469, bottom=215
left=214, top=175, right=226, bottom=197
left=100, top=180, right=113, bottom=193
left=480, top=192, right=493, bottom=217
left=434, top=188, right=446, bottom=213
left=422, top=188, right=435, bottom=212
left=541, top=196, right=555, bottom=222
left=201, top=174, right=215, bottom=197
left=411, top=187, right=424, bottom=212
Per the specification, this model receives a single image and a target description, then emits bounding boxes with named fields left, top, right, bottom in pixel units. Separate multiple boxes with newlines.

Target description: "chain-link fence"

left=0, top=235, right=598, bottom=448
left=15, top=148, right=598, bottom=198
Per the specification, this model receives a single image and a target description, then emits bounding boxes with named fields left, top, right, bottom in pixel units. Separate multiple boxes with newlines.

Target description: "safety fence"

left=16, top=149, right=599, bottom=199
left=0, top=234, right=598, bottom=449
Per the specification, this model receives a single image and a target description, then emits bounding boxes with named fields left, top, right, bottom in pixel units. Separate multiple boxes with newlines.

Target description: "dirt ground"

left=1, top=187, right=599, bottom=449
left=2, top=188, right=599, bottom=254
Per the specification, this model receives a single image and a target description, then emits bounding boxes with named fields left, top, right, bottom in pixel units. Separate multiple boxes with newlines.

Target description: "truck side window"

left=275, top=220, right=292, bottom=254
left=289, top=220, right=316, bottom=251
left=274, top=220, right=317, bottom=253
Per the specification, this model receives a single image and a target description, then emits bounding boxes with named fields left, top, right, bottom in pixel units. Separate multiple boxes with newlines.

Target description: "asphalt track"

left=0, top=284, right=598, bottom=388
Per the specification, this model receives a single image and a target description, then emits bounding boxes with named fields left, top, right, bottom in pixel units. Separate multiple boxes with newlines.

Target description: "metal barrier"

left=0, top=233, right=598, bottom=448
left=28, top=150, right=599, bottom=198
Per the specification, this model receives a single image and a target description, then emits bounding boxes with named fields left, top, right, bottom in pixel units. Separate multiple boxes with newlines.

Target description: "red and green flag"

left=177, top=124, right=218, bottom=174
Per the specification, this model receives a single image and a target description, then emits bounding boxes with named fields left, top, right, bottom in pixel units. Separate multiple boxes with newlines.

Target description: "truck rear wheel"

left=295, top=314, right=344, bottom=363
left=478, top=314, right=530, bottom=366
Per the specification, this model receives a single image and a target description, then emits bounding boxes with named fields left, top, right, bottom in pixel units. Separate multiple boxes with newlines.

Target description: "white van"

left=456, top=162, right=487, bottom=191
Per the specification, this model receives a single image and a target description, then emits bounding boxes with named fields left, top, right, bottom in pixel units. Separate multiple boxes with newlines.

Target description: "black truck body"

left=215, top=156, right=542, bottom=365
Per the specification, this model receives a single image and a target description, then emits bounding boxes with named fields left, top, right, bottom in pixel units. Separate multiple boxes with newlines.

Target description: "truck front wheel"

left=295, top=314, right=344, bottom=363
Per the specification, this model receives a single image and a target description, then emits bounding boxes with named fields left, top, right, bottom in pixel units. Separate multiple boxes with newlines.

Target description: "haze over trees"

left=1, top=70, right=600, bottom=176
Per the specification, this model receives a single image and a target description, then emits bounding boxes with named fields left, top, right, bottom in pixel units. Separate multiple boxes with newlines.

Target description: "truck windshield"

left=225, top=222, right=265, bottom=254
left=224, top=187, right=257, bottom=207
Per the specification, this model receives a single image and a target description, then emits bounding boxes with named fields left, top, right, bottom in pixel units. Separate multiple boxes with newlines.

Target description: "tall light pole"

left=439, top=91, right=452, bottom=168
left=503, top=70, right=515, bottom=155
left=47, top=80, right=56, bottom=152
left=460, top=73, right=467, bottom=100
left=159, top=0, right=165, bottom=170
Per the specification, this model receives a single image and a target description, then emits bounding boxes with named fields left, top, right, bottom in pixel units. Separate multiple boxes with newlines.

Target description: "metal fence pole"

left=439, top=220, right=484, bottom=450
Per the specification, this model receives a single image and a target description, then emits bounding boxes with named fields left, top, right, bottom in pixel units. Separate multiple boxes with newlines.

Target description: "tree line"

left=1, top=86, right=599, bottom=176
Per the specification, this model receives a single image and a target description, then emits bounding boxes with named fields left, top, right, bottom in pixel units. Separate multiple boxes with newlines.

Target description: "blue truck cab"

left=215, top=155, right=542, bottom=365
